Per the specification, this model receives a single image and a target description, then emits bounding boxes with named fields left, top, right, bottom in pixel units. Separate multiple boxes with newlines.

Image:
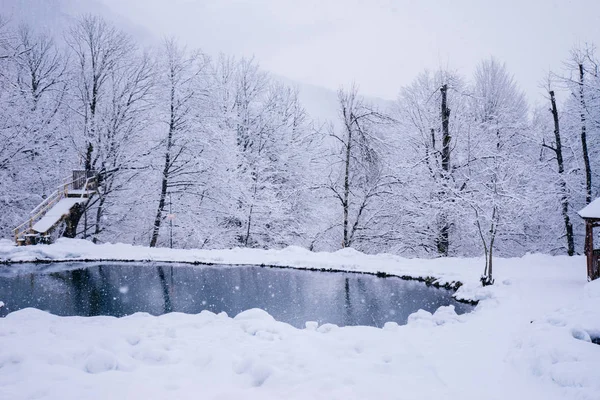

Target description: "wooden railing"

left=72, top=170, right=97, bottom=190
left=14, top=172, right=97, bottom=244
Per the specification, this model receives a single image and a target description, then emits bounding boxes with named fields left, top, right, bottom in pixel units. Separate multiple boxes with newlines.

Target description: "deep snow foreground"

left=0, top=239, right=599, bottom=399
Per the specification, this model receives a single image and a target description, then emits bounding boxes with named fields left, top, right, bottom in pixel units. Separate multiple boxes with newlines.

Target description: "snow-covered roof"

left=578, top=198, right=600, bottom=219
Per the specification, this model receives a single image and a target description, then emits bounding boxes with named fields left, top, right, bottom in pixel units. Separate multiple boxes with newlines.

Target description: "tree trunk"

left=149, top=124, right=173, bottom=247
left=244, top=204, right=253, bottom=246
left=63, top=203, right=84, bottom=238
left=86, top=73, right=99, bottom=172
left=579, top=64, right=592, bottom=204
left=437, top=84, right=451, bottom=256
left=85, top=143, right=94, bottom=172
left=488, top=211, right=496, bottom=284
left=440, top=84, right=451, bottom=173
left=487, top=238, right=494, bottom=284
left=480, top=206, right=497, bottom=286
left=92, top=195, right=106, bottom=243
left=150, top=70, right=176, bottom=248
left=149, top=161, right=169, bottom=247
left=342, top=119, right=352, bottom=248
left=549, top=90, right=575, bottom=256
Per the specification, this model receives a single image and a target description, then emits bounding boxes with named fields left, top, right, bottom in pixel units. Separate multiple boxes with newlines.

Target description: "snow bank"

left=1, top=287, right=598, bottom=400
left=506, top=279, right=600, bottom=399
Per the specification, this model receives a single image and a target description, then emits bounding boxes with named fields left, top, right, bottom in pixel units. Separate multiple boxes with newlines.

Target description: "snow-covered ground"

left=0, top=238, right=599, bottom=399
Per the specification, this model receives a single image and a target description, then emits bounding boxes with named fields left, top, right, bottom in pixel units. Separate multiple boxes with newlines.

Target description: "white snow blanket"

left=31, top=199, right=85, bottom=233
left=0, top=239, right=599, bottom=399
left=578, top=197, right=600, bottom=218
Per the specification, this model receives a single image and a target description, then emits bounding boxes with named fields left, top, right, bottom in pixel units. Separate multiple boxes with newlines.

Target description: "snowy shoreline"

left=0, top=237, right=590, bottom=303
left=0, top=238, right=517, bottom=302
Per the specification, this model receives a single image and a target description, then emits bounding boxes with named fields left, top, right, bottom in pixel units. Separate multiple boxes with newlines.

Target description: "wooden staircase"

left=14, top=170, right=98, bottom=245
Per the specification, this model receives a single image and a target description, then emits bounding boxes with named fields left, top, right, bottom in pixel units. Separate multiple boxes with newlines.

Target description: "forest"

left=1, top=14, right=599, bottom=263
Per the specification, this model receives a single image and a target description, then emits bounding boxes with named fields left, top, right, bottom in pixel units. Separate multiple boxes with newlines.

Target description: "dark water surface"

left=0, top=262, right=472, bottom=327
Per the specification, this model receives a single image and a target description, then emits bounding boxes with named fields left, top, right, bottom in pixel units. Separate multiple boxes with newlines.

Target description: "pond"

left=0, top=263, right=473, bottom=328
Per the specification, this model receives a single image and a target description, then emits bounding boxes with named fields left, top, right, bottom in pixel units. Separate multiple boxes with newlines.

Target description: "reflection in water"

left=157, top=266, right=173, bottom=313
left=344, top=277, right=351, bottom=326
left=0, top=263, right=473, bottom=328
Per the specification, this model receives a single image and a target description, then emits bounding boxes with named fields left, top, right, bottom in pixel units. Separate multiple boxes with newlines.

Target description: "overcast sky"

left=91, top=0, right=600, bottom=102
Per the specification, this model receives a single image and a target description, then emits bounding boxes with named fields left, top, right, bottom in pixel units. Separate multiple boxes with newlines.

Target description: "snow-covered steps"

left=31, top=198, right=86, bottom=234
left=14, top=170, right=99, bottom=245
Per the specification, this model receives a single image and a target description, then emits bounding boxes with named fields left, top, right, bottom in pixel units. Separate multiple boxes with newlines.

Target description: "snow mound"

left=84, top=349, right=118, bottom=374
left=234, top=308, right=276, bottom=322
left=508, top=301, right=600, bottom=399
left=316, top=323, right=339, bottom=334
left=407, top=305, right=462, bottom=327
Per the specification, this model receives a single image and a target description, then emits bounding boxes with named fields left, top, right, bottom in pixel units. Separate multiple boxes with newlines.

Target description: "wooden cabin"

left=578, top=199, right=600, bottom=281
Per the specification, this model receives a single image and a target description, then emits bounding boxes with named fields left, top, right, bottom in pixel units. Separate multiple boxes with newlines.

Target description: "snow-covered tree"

left=322, top=85, right=396, bottom=250
left=0, top=22, right=70, bottom=238
left=149, top=38, right=209, bottom=248
left=224, top=58, right=317, bottom=248
left=67, top=15, right=154, bottom=242
left=394, top=70, right=471, bottom=256
left=465, top=58, right=530, bottom=283
left=533, top=77, right=577, bottom=255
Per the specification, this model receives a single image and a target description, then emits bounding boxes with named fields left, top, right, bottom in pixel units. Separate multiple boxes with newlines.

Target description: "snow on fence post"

left=578, top=199, right=600, bottom=281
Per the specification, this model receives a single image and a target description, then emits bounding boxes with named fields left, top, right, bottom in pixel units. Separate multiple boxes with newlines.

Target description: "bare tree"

left=437, top=83, right=451, bottom=255
left=327, top=85, right=394, bottom=249
left=67, top=14, right=134, bottom=172
left=230, top=57, right=269, bottom=247
left=0, top=25, right=68, bottom=170
left=67, top=15, right=154, bottom=242
left=0, top=15, right=11, bottom=60
left=541, top=78, right=575, bottom=255
left=468, top=58, right=529, bottom=285
left=87, top=50, right=154, bottom=241
left=0, top=15, right=27, bottom=60
left=150, top=39, right=208, bottom=247
left=577, top=52, right=592, bottom=205
left=394, top=70, right=470, bottom=256
left=563, top=47, right=595, bottom=205
left=0, top=22, right=71, bottom=238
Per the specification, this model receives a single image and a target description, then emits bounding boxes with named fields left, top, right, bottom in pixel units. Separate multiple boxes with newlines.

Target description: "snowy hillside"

left=274, top=74, right=395, bottom=127
left=0, top=0, right=152, bottom=42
